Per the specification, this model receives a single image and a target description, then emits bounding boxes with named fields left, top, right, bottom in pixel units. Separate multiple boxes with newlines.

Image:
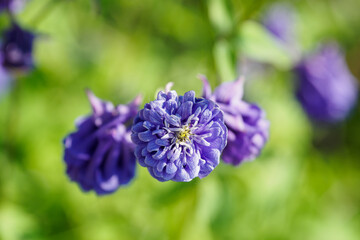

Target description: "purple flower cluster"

left=63, top=80, right=272, bottom=193
left=63, top=90, right=141, bottom=195
left=131, top=90, right=228, bottom=182
left=294, top=44, right=358, bottom=123
left=200, top=75, right=269, bottom=165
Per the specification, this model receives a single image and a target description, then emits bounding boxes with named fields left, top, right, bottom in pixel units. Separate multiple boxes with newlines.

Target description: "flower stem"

left=30, top=0, right=62, bottom=27
left=4, top=77, right=21, bottom=162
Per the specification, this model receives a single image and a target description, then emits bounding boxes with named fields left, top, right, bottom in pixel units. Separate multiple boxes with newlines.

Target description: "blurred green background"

left=1, top=0, right=360, bottom=239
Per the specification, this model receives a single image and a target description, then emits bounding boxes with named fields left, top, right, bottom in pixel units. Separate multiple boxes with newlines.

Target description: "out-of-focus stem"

left=30, top=0, right=62, bottom=27
left=4, top=78, right=20, bottom=162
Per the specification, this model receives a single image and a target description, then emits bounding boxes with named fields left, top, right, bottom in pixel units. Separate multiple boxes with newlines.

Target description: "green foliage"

left=238, top=21, right=292, bottom=69
left=0, top=0, right=360, bottom=239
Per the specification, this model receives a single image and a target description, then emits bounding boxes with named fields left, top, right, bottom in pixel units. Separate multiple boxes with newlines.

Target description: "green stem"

left=30, top=0, right=62, bottom=27
left=4, top=77, right=21, bottom=162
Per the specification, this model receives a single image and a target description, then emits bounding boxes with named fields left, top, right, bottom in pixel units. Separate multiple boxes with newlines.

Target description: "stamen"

left=176, top=125, right=191, bottom=143
left=163, top=121, right=198, bottom=158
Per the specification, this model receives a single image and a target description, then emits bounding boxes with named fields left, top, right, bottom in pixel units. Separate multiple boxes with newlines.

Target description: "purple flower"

left=0, top=1, right=8, bottom=11
left=131, top=89, right=227, bottom=182
left=63, top=90, right=141, bottom=195
left=200, top=75, right=269, bottom=166
left=0, top=0, right=26, bottom=13
left=294, top=43, right=358, bottom=123
left=263, top=3, right=296, bottom=44
left=1, top=23, right=35, bottom=71
left=262, top=3, right=301, bottom=61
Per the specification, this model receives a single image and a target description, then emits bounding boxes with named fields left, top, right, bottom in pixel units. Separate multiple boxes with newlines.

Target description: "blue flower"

left=200, top=75, right=269, bottom=165
left=294, top=43, right=358, bottom=123
left=1, top=22, right=35, bottom=71
left=131, top=89, right=227, bottom=182
left=63, top=90, right=141, bottom=195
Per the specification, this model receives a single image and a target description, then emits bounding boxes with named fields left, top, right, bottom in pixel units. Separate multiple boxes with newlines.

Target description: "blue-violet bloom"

left=0, top=0, right=26, bottom=13
left=131, top=89, right=228, bottom=182
left=294, top=43, right=358, bottom=122
left=1, top=23, right=35, bottom=71
left=200, top=75, right=269, bottom=166
left=63, top=90, right=141, bottom=195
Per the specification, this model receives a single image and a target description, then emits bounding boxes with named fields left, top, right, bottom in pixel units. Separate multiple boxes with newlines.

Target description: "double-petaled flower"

left=200, top=75, right=269, bottom=166
left=131, top=89, right=228, bottom=182
left=63, top=90, right=141, bottom=195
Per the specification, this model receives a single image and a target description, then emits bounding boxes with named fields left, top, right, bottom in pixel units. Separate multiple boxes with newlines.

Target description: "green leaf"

left=213, top=39, right=236, bottom=81
left=207, top=0, right=233, bottom=35
left=238, top=21, right=292, bottom=69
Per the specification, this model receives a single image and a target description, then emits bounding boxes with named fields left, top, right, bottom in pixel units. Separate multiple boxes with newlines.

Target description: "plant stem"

left=31, top=0, right=62, bottom=27
left=4, top=76, right=21, bottom=162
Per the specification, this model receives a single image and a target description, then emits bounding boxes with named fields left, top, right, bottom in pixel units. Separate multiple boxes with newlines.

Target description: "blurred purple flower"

left=131, top=89, right=227, bottom=182
left=263, top=3, right=296, bottom=44
left=63, top=90, right=141, bottom=195
left=0, top=0, right=26, bottom=13
left=0, top=1, right=8, bottom=11
left=262, top=3, right=301, bottom=61
left=294, top=43, right=358, bottom=123
left=1, top=23, right=35, bottom=71
left=200, top=75, right=269, bottom=166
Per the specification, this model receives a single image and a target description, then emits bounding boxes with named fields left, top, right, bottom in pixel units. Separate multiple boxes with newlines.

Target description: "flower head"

left=63, top=90, right=141, bottom=195
left=200, top=75, right=269, bottom=165
left=1, top=23, right=35, bottom=71
left=131, top=89, right=227, bottom=182
left=294, top=43, right=358, bottom=123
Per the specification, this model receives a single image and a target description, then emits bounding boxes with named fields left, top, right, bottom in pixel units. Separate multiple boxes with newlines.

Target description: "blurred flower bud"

left=1, top=23, right=35, bottom=72
left=294, top=43, right=358, bottom=123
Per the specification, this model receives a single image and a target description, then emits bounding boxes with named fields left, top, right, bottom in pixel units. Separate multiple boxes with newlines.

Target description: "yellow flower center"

left=176, top=125, right=191, bottom=143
